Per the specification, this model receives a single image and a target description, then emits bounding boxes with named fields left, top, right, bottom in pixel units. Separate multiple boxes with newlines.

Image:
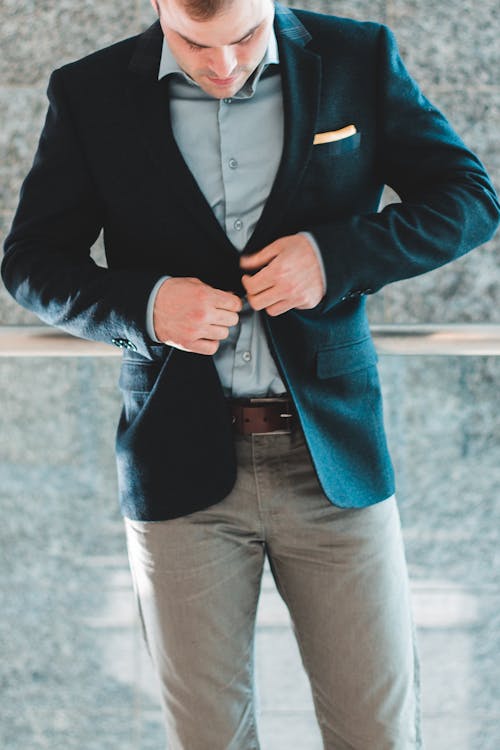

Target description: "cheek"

left=242, top=44, right=263, bottom=68
left=188, top=52, right=208, bottom=73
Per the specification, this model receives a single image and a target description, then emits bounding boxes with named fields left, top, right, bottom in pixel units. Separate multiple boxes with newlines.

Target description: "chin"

left=202, top=72, right=251, bottom=99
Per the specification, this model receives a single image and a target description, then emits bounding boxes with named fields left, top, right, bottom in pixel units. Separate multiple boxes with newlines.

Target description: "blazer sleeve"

left=307, top=24, right=500, bottom=312
left=1, top=68, right=161, bottom=359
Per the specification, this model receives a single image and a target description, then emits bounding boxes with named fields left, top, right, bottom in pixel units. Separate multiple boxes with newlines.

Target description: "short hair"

left=179, top=0, right=235, bottom=21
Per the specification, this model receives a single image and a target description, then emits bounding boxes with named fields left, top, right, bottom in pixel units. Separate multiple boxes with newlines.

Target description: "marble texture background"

left=1, top=1, right=499, bottom=748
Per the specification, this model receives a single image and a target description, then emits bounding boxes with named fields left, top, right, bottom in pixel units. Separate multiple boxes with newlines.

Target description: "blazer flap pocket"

left=317, top=337, right=378, bottom=379
left=119, top=362, right=161, bottom=392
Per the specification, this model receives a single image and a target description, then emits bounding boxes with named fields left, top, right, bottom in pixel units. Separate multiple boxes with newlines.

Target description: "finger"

left=264, top=300, right=293, bottom=316
left=185, top=321, right=230, bottom=342
left=205, top=324, right=231, bottom=341
left=239, top=244, right=280, bottom=270
left=246, top=288, right=285, bottom=312
left=193, top=338, right=221, bottom=355
left=212, top=289, right=244, bottom=312
left=241, top=268, right=274, bottom=296
left=210, top=309, right=240, bottom=328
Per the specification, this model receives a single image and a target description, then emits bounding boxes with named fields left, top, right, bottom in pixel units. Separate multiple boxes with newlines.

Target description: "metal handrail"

left=1, top=324, right=500, bottom=357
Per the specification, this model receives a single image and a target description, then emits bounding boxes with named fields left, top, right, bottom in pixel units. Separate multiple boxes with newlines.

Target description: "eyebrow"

left=176, top=20, right=264, bottom=48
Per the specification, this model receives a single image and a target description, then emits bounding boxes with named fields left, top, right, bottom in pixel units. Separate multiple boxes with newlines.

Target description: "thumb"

left=240, top=244, right=279, bottom=269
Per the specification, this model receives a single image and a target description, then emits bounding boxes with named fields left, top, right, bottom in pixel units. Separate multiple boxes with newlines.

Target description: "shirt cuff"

left=146, top=276, right=171, bottom=342
left=299, top=231, right=327, bottom=294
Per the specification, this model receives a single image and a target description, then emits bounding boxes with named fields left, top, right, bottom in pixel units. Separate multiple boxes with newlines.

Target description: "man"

left=2, top=0, right=499, bottom=747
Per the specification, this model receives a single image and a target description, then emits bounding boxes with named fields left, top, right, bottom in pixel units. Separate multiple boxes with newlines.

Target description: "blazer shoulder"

left=290, top=8, right=388, bottom=52
left=51, top=30, right=144, bottom=84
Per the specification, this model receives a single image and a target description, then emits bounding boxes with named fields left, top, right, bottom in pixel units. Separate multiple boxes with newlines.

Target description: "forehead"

left=164, top=0, right=272, bottom=46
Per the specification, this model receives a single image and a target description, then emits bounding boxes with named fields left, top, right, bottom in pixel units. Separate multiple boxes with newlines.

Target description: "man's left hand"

left=240, top=233, right=325, bottom=316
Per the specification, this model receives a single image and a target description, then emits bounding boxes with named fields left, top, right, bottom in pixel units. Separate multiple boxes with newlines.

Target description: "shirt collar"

left=158, top=24, right=280, bottom=98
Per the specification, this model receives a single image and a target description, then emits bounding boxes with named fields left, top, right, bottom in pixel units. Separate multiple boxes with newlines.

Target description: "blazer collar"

left=129, top=20, right=163, bottom=78
left=128, top=4, right=312, bottom=78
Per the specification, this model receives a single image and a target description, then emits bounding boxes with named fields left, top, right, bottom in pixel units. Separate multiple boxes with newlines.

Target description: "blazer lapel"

left=127, top=23, right=237, bottom=257
left=245, top=6, right=321, bottom=254
left=126, top=10, right=322, bottom=259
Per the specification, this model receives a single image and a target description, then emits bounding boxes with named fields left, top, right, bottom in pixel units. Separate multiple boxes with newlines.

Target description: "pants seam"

left=266, top=556, right=334, bottom=745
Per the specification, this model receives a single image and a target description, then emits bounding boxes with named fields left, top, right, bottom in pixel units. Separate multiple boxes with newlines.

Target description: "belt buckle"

left=231, top=396, right=294, bottom=435
left=250, top=397, right=294, bottom=422
left=249, top=397, right=293, bottom=417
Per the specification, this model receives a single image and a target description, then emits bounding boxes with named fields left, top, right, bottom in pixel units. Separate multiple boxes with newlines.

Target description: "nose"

left=209, top=46, right=237, bottom=78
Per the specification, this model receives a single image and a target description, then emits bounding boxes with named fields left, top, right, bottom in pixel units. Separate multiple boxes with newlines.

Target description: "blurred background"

left=1, top=1, right=499, bottom=748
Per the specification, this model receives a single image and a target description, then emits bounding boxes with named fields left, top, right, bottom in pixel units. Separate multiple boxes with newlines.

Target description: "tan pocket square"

left=313, top=124, right=357, bottom=145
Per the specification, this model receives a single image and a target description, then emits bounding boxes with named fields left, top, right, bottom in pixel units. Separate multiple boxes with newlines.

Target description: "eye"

left=238, top=31, right=255, bottom=45
left=187, top=42, right=204, bottom=51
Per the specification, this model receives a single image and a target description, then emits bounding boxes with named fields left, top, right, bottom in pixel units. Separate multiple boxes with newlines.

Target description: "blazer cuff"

left=147, top=275, right=171, bottom=342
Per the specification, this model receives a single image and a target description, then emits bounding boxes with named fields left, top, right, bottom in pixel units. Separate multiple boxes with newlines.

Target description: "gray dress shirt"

left=148, top=27, right=325, bottom=398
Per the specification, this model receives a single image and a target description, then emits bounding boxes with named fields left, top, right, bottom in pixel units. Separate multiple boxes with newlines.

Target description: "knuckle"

left=196, top=283, right=210, bottom=299
left=192, top=306, right=207, bottom=324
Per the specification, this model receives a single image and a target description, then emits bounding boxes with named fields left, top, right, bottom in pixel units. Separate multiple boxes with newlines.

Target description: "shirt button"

left=233, top=219, right=243, bottom=231
left=242, top=351, right=252, bottom=362
left=228, top=158, right=238, bottom=169
left=223, top=97, right=232, bottom=104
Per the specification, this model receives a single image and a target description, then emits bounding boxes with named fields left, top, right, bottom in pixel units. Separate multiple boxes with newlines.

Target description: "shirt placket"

left=217, top=98, right=258, bottom=395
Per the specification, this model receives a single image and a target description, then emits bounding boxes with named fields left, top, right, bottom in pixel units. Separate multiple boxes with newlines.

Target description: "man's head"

left=151, top=0, right=275, bottom=99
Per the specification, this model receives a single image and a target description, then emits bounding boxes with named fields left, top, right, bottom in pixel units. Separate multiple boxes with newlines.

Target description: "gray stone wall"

left=1, top=0, right=499, bottom=325
left=1, top=2, right=499, bottom=749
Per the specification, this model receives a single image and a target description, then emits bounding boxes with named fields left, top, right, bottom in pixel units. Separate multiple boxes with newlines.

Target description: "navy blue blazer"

left=3, top=5, right=499, bottom=520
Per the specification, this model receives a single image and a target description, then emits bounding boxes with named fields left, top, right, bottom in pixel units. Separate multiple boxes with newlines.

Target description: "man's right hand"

left=153, top=277, right=243, bottom=355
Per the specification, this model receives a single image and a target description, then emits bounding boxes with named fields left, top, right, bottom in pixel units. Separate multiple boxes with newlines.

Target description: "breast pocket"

left=312, top=131, right=361, bottom=157
left=300, top=132, right=364, bottom=216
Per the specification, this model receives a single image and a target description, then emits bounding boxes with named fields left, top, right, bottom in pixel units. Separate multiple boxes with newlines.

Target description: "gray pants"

left=125, top=427, right=421, bottom=749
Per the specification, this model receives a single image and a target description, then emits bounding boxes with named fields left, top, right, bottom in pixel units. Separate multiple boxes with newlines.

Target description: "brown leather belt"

left=230, top=397, right=296, bottom=435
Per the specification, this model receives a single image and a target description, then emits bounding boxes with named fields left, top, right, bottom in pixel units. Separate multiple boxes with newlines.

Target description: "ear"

left=150, top=0, right=160, bottom=17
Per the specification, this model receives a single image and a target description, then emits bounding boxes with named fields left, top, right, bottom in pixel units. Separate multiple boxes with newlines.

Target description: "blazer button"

left=112, top=337, right=137, bottom=351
